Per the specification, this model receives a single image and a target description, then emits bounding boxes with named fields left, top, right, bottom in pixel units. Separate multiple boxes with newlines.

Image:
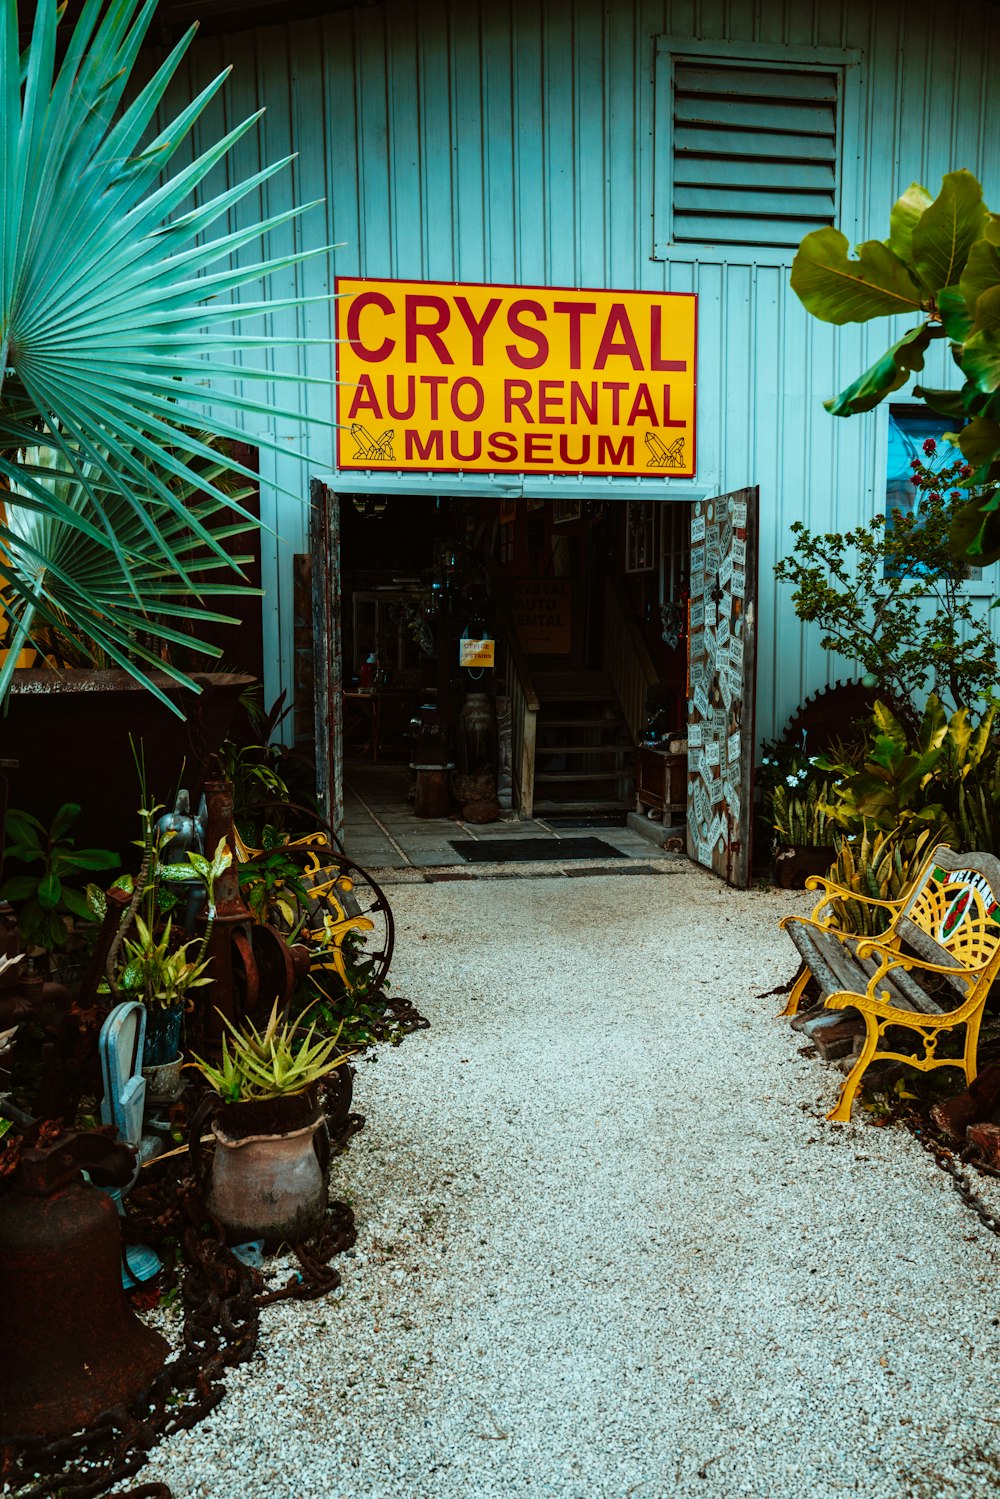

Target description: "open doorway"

left=307, top=487, right=696, bottom=871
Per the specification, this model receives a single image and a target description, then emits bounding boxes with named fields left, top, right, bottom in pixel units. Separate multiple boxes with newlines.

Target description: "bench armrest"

left=801, top=876, right=904, bottom=927
left=859, top=944, right=988, bottom=983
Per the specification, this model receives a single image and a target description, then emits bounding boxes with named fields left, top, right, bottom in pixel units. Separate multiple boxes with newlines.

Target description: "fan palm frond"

left=0, top=430, right=261, bottom=704
left=0, top=0, right=331, bottom=702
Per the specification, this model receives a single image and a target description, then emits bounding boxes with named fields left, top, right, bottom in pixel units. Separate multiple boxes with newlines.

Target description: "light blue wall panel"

left=152, top=0, right=1000, bottom=741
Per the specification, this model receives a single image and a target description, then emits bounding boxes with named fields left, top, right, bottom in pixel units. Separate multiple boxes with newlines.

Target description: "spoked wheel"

left=246, top=835, right=394, bottom=1003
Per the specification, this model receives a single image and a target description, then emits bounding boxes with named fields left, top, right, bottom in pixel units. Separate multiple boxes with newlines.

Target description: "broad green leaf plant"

left=819, top=693, right=998, bottom=848
left=0, top=801, right=118, bottom=950
left=0, top=0, right=330, bottom=708
left=790, top=170, right=1000, bottom=563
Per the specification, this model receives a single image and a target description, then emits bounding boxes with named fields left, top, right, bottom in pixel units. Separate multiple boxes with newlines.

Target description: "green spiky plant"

left=189, top=999, right=350, bottom=1103
left=769, top=778, right=833, bottom=848
left=0, top=0, right=329, bottom=710
left=825, top=827, right=934, bottom=937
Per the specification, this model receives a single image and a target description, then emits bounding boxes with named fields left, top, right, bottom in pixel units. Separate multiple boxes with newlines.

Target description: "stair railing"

left=603, top=574, right=660, bottom=746
left=497, top=603, right=539, bottom=819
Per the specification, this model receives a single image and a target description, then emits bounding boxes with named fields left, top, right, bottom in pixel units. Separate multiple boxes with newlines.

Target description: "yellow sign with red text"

left=458, top=638, right=496, bottom=669
left=335, top=279, right=696, bottom=478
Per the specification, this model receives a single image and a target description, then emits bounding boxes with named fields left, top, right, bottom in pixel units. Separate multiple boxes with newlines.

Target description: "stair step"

left=537, top=716, right=624, bottom=729
left=534, top=770, right=633, bottom=784
left=533, top=798, right=633, bottom=813
left=538, top=747, right=633, bottom=758
left=537, top=691, right=616, bottom=704
left=533, top=671, right=611, bottom=690
left=536, top=743, right=634, bottom=756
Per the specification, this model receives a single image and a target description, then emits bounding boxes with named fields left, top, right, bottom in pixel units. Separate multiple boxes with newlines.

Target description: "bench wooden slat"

left=784, top=919, right=945, bottom=1015
left=895, top=917, right=966, bottom=994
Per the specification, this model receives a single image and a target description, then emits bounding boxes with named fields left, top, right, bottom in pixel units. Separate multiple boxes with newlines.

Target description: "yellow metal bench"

left=778, top=845, right=1000, bottom=1122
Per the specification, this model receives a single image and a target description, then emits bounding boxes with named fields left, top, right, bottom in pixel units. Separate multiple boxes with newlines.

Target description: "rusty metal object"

left=202, top=779, right=256, bottom=1035
left=1, top=1096, right=361, bottom=1499
left=930, top=1059, right=1000, bottom=1140
left=77, top=885, right=132, bottom=1012
left=0, top=1120, right=168, bottom=1444
left=0, top=756, right=16, bottom=886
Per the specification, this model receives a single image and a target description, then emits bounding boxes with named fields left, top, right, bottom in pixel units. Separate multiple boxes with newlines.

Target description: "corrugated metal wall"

left=156, top=0, right=1000, bottom=741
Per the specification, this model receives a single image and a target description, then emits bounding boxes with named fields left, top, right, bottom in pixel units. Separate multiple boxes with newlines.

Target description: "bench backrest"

left=897, top=846, right=1000, bottom=992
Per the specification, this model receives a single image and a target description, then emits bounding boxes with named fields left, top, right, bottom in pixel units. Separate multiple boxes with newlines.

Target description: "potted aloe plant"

left=188, top=1001, right=351, bottom=1244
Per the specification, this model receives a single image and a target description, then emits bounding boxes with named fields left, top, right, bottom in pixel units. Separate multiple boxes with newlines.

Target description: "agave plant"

left=189, top=999, right=349, bottom=1103
left=0, top=0, right=328, bottom=707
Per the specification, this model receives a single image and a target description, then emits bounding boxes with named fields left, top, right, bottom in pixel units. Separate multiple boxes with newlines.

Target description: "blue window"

left=886, top=407, right=981, bottom=580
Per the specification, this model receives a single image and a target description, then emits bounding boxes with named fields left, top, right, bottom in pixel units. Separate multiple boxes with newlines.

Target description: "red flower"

left=923, top=437, right=937, bottom=456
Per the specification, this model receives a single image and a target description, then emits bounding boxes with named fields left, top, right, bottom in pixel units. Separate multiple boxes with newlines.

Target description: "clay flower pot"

left=203, top=1094, right=329, bottom=1245
left=772, top=844, right=835, bottom=890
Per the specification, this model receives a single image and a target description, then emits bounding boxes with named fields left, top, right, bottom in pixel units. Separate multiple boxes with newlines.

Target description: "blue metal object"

left=169, top=0, right=1000, bottom=748
left=98, top=1003, right=162, bottom=1287
left=230, top=1240, right=266, bottom=1269
left=99, top=1003, right=147, bottom=1165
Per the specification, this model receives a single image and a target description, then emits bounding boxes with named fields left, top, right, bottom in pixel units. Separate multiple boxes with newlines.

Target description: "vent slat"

left=675, top=64, right=839, bottom=103
left=674, top=94, right=835, bottom=137
left=672, top=213, right=833, bottom=245
left=671, top=58, right=839, bottom=247
left=673, top=156, right=836, bottom=191
left=675, top=186, right=835, bottom=217
left=674, top=125, right=837, bottom=162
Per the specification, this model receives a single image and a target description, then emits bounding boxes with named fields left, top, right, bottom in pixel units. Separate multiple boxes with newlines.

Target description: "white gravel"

left=128, top=866, right=1000, bottom=1499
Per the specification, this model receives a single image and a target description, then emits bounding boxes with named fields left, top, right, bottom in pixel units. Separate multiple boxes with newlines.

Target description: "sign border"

left=334, top=276, right=698, bottom=481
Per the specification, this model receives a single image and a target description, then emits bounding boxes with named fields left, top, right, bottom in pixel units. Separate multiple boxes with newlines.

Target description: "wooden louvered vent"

left=672, top=61, right=839, bottom=247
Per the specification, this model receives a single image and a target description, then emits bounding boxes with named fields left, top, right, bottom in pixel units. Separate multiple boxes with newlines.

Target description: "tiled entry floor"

left=342, top=761, right=681, bottom=880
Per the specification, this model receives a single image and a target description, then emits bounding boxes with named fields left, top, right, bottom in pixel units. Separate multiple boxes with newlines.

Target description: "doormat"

left=448, top=837, right=626, bottom=863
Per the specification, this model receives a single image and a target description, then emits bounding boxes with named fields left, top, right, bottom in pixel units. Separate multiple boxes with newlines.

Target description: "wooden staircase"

left=531, top=671, right=635, bottom=815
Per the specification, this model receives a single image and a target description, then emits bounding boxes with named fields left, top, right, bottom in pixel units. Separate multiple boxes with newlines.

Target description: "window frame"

left=883, top=403, right=996, bottom=596
left=652, top=38, right=862, bottom=265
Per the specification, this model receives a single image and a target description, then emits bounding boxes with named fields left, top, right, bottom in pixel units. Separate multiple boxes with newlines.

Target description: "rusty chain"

left=0, top=993, right=428, bottom=1499
left=1, top=1135, right=359, bottom=1499
left=904, top=1113, right=1000, bottom=1238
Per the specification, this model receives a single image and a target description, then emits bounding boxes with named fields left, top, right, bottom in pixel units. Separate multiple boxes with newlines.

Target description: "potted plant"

left=107, top=790, right=233, bottom=1102
left=117, top=916, right=213, bottom=1100
left=0, top=803, right=119, bottom=982
left=758, top=745, right=837, bottom=889
left=188, top=1001, right=351, bottom=1244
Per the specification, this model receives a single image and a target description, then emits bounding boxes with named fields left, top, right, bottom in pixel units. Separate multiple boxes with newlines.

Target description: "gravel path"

left=131, top=867, right=1000, bottom=1499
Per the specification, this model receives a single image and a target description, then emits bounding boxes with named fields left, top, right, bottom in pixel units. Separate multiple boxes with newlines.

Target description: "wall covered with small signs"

left=686, top=489, right=758, bottom=888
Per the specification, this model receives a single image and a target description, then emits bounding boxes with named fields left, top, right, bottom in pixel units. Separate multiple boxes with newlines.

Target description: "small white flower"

left=786, top=774, right=797, bottom=787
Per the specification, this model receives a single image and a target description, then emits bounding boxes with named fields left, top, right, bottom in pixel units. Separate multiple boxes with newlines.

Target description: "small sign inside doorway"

left=511, top=579, right=572, bottom=654
left=459, top=638, right=496, bottom=668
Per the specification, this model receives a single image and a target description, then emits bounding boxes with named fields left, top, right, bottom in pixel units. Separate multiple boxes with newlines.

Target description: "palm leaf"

left=0, top=0, right=332, bottom=702
left=0, top=430, right=261, bottom=708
